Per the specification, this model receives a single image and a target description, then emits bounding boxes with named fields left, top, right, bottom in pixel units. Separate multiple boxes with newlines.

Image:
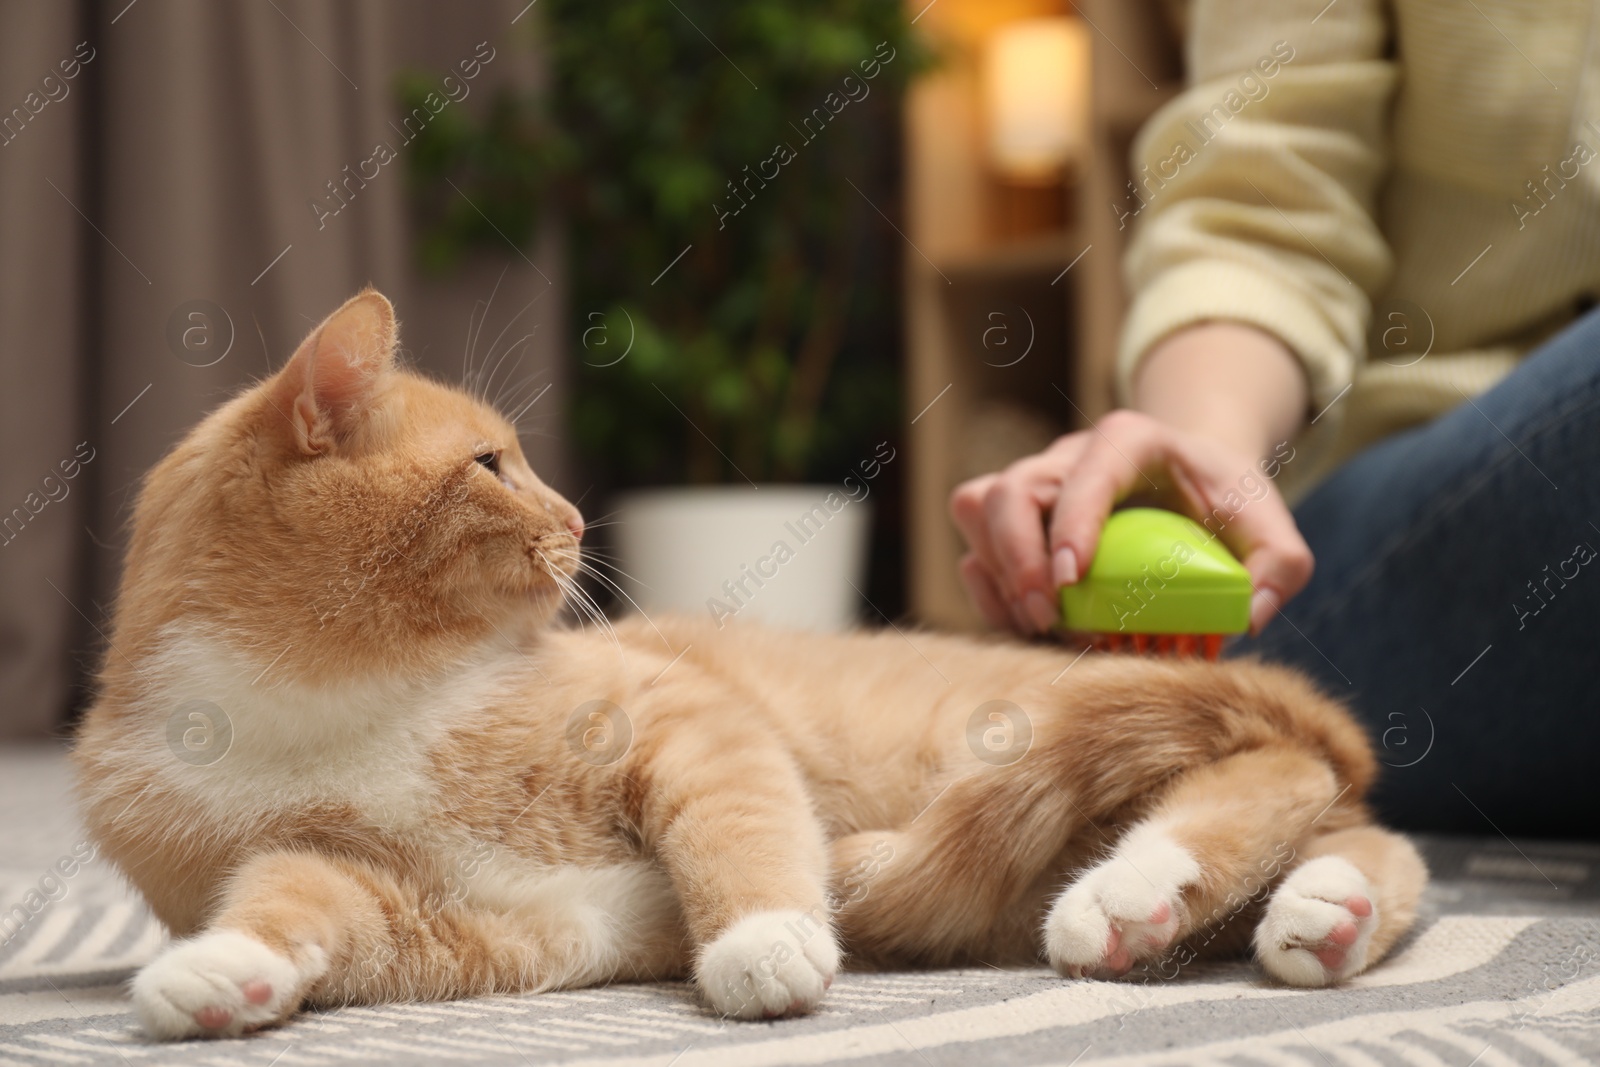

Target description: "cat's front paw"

left=1044, top=828, right=1198, bottom=979
left=696, top=909, right=839, bottom=1020
left=133, top=930, right=316, bottom=1039
left=1255, top=856, right=1377, bottom=986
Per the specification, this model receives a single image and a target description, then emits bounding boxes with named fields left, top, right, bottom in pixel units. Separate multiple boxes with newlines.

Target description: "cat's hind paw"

left=696, top=909, right=838, bottom=1020
left=1255, top=856, right=1377, bottom=986
left=1044, top=828, right=1198, bottom=979
left=132, top=930, right=313, bottom=1039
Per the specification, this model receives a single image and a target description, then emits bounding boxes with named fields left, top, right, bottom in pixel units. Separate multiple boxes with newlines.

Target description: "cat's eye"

left=475, top=451, right=501, bottom=475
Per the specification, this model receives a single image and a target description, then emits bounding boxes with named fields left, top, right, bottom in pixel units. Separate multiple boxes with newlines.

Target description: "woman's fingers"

left=1166, top=460, right=1314, bottom=634
left=977, top=436, right=1094, bottom=632
left=953, top=437, right=1086, bottom=633
left=981, top=470, right=1058, bottom=631
left=949, top=473, right=998, bottom=565
left=958, top=552, right=1014, bottom=631
left=951, top=474, right=1030, bottom=633
left=1046, top=412, right=1170, bottom=590
left=1233, top=509, right=1315, bottom=634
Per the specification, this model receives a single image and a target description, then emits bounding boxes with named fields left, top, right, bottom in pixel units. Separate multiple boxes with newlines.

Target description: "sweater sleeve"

left=1115, top=0, right=1399, bottom=418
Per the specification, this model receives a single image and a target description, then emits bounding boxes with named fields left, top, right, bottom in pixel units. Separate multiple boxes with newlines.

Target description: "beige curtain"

left=0, top=0, right=569, bottom=738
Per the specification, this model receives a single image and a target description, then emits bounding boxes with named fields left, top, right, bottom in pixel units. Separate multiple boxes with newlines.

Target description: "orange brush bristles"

left=1087, top=633, right=1226, bottom=660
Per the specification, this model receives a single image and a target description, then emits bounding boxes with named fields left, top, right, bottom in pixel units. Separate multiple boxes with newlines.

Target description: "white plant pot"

left=611, top=486, right=873, bottom=632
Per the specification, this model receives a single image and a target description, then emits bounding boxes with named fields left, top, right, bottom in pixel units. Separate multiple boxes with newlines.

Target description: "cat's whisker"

left=506, top=378, right=552, bottom=426
left=499, top=378, right=549, bottom=430
left=573, top=553, right=652, bottom=593
left=479, top=296, right=540, bottom=399
left=539, top=548, right=620, bottom=654
left=570, top=553, right=632, bottom=578
left=541, top=541, right=633, bottom=596
left=461, top=299, right=482, bottom=392
left=487, top=345, right=535, bottom=414
left=565, top=543, right=627, bottom=565
left=513, top=418, right=553, bottom=439
left=496, top=368, right=543, bottom=413
left=569, top=555, right=644, bottom=606
left=558, top=576, right=593, bottom=627
left=568, top=546, right=625, bottom=564
left=464, top=264, right=508, bottom=394
left=541, top=541, right=659, bottom=632
left=569, top=575, right=624, bottom=655
left=570, top=558, right=673, bottom=653
left=466, top=265, right=510, bottom=397
left=542, top=560, right=584, bottom=624
left=481, top=330, right=536, bottom=409
left=571, top=580, right=621, bottom=646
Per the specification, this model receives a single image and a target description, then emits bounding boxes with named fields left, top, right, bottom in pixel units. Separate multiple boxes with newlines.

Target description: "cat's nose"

left=539, top=495, right=583, bottom=540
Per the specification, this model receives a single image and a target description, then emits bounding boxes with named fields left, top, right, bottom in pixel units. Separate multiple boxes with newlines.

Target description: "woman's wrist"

left=1131, top=322, right=1309, bottom=460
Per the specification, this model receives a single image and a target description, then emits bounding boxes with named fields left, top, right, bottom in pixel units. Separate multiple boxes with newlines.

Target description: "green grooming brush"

left=1058, top=508, right=1252, bottom=659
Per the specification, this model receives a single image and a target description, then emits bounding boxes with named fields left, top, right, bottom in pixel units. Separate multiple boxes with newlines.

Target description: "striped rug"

left=4, top=747, right=1596, bottom=1066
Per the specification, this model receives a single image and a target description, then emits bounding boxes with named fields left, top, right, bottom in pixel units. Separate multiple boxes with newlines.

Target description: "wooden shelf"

left=1102, top=84, right=1180, bottom=135
left=935, top=229, right=1087, bottom=284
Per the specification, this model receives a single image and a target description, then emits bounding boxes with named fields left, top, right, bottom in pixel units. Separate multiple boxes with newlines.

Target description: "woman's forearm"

left=1131, top=323, right=1310, bottom=460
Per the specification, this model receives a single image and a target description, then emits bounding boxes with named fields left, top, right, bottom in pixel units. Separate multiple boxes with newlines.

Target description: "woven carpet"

left=3, top=744, right=1596, bottom=1066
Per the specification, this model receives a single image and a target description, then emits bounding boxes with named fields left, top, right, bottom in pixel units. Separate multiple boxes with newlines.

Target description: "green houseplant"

left=403, top=0, right=928, bottom=630
left=403, top=0, right=928, bottom=487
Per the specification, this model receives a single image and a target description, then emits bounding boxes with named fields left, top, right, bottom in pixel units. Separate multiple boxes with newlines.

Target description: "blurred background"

left=0, top=0, right=1183, bottom=739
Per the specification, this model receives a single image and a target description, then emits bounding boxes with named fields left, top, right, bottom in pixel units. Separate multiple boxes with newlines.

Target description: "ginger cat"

left=73, top=291, right=1425, bottom=1040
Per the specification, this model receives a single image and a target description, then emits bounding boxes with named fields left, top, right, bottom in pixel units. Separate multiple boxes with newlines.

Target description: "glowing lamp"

left=983, top=17, right=1090, bottom=182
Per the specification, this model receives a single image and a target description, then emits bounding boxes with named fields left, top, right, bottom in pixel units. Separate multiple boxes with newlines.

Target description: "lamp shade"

left=983, top=17, right=1090, bottom=182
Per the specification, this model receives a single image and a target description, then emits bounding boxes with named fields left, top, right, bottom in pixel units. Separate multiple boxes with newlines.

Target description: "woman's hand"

left=949, top=323, right=1317, bottom=638
left=950, top=411, right=1311, bottom=636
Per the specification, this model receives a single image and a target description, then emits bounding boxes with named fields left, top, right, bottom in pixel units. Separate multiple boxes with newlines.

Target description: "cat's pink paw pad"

left=1256, top=857, right=1379, bottom=987
left=1325, top=920, right=1360, bottom=947
left=1045, top=828, right=1199, bottom=980
left=1061, top=930, right=1131, bottom=979
left=193, top=1006, right=233, bottom=1030
left=133, top=930, right=311, bottom=1040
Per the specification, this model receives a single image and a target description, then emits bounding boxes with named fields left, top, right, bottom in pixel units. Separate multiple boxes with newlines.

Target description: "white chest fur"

left=126, top=625, right=559, bottom=921
left=123, top=628, right=680, bottom=950
left=136, top=627, right=515, bottom=833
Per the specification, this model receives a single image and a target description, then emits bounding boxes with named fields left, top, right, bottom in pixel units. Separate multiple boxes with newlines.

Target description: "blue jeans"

left=1232, top=308, right=1600, bottom=839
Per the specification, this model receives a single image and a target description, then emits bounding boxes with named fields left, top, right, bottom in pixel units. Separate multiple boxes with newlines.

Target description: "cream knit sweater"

left=1116, top=0, right=1600, bottom=494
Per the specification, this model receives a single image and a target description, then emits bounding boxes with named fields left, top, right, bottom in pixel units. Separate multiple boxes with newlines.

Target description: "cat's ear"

left=274, top=289, right=397, bottom=454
